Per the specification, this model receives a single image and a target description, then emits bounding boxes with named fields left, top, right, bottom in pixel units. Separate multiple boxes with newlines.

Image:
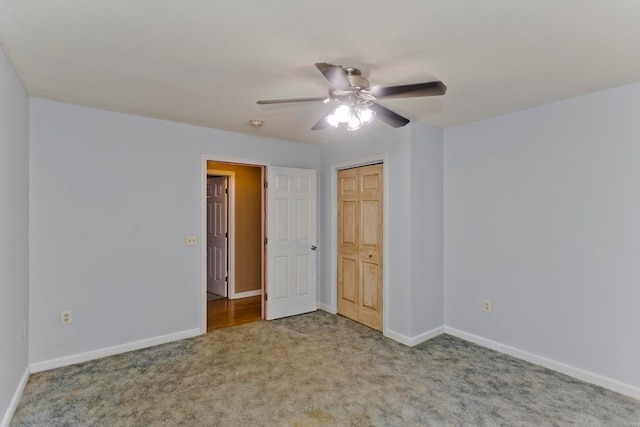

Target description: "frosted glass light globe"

left=334, top=104, right=353, bottom=123
left=326, top=114, right=339, bottom=127
left=347, top=115, right=361, bottom=131
left=357, top=107, right=375, bottom=124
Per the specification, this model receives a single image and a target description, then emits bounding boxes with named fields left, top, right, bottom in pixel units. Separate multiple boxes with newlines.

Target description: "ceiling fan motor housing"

left=344, top=67, right=370, bottom=89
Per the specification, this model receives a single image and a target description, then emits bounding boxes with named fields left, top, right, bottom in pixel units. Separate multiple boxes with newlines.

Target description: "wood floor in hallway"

left=207, top=295, right=262, bottom=331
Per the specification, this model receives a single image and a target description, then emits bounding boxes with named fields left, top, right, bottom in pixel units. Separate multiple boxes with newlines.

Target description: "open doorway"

left=205, top=160, right=264, bottom=331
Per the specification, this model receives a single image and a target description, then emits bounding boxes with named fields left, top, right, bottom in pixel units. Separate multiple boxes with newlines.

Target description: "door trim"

left=330, top=154, right=389, bottom=334
left=200, top=155, right=269, bottom=334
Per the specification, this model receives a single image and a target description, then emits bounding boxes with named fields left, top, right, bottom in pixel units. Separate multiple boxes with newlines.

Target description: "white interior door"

left=266, top=166, right=317, bottom=320
left=207, top=176, right=228, bottom=296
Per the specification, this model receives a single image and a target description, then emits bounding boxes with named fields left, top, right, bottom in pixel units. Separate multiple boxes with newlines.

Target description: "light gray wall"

left=29, top=98, right=321, bottom=364
left=0, top=48, right=30, bottom=424
left=320, top=127, right=412, bottom=336
left=410, top=123, right=444, bottom=336
left=319, top=123, right=445, bottom=341
left=444, top=83, right=640, bottom=389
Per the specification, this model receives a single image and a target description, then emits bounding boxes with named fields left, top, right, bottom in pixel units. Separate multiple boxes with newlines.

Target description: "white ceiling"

left=1, top=1, right=638, bottom=145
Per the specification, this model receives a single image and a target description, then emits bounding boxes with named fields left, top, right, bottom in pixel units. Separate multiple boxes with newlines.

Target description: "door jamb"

left=200, top=155, right=269, bottom=334
left=330, top=154, right=389, bottom=335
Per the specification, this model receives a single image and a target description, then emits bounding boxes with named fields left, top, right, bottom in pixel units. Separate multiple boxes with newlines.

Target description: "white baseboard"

left=30, top=328, right=201, bottom=373
left=229, top=289, right=262, bottom=300
left=1, top=366, right=30, bottom=427
left=444, top=326, right=640, bottom=401
left=317, top=303, right=334, bottom=314
left=384, top=325, right=445, bottom=347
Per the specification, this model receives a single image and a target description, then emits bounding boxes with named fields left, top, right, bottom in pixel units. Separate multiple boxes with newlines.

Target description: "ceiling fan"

left=257, top=63, right=446, bottom=131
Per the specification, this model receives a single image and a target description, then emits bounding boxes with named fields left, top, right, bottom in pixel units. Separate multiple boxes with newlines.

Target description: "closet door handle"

left=311, top=245, right=317, bottom=251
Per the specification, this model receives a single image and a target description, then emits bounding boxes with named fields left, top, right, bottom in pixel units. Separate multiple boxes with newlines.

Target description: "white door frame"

left=200, top=155, right=269, bottom=334
left=330, top=154, right=389, bottom=334
left=206, top=171, right=235, bottom=298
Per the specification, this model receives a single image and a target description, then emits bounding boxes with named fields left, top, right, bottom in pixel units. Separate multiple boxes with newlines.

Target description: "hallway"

left=207, top=295, right=262, bottom=331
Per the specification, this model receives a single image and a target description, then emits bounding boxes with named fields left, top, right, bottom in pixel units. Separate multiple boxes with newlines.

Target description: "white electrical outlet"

left=483, top=300, right=492, bottom=313
left=60, top=310, right=72, bottom=325
left=185, top=235, right=198, bottom=246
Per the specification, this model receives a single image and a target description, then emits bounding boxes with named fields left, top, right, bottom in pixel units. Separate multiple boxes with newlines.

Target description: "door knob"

left=311, top=245, right=317, bottom=251
left=368, top=253, right=373, bottom=258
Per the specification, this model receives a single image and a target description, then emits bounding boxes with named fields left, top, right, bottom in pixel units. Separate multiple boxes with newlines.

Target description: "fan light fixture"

left=257, top=63, right=447, bottom=131
left=325, top=97, right=376, bottom=131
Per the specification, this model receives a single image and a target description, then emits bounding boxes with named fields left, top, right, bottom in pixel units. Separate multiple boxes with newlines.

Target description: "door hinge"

left=264, top=293, right=268, bottom=301
left=225, top=232, right=228, bottom=238
left=264, top=181, right=268, bottom=188
left=225, top=188, right=228, bottom=194
left=264, top=237, right=268, bottom=245
left=225, top=276, right=228, bottom=282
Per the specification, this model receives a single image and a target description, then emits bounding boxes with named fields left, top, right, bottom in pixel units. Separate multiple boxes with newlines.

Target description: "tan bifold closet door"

left=337, top=163, right=383, bottom=331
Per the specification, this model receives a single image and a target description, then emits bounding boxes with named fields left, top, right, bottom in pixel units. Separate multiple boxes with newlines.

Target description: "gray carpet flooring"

left=11, top=311, right=640, bottom=426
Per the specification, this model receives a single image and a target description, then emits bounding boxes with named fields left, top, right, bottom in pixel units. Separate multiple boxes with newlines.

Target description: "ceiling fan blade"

left=315, top=63, right=351, bottom=90
left=257, top=97, right=327, bottom=105
left=311, top=116, right=330, bottom=130
left=372, top=81, right=447, bottom=99
left=370, top=102, right=410, bottom=128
